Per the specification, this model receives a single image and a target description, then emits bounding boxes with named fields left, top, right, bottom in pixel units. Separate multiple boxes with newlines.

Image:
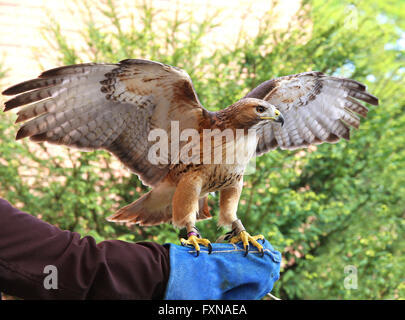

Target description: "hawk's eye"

left=256, top=105, right=266, bottom=113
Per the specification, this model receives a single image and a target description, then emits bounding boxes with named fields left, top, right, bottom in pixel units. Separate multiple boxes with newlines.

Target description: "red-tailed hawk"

left=2, top=59, right=378, bottom=256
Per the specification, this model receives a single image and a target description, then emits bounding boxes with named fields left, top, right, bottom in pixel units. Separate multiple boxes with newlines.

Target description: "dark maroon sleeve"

left=0, top=198, right=170, bottom=300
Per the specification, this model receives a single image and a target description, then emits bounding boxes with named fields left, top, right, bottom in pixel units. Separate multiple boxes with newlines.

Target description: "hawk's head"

left=225, top=98, right=284, bottom=129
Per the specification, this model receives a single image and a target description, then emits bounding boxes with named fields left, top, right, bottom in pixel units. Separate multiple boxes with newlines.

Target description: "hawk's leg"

left=218, top=183, right=242, bottom=227
left=173, top=174, right=212, bottom=256
left=219, top=182, right=264, bottom=256
left=229, top=219, right=265, bottom=257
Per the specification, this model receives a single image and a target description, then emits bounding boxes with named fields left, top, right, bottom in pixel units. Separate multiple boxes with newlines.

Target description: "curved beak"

left=260, top=112, right=284, bottom=127
left=274, top=114, right=285, bottom=127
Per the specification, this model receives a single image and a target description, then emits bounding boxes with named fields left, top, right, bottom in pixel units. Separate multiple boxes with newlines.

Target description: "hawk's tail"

left=106, top=182, right=211, bottom=226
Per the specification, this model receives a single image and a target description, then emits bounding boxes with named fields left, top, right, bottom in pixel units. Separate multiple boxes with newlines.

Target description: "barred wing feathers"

left=2, top=59, right=205, bottom=186
left=244, top=72, right=379, bottom=155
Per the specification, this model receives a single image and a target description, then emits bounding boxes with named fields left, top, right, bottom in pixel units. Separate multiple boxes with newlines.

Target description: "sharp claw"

left=230, top=231, right=266, bottom=257
left=181, top=235, right=212, bottom=257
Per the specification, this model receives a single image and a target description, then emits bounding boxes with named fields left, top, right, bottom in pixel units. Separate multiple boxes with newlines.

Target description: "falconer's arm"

left=0, top=198, right=170, bottom=299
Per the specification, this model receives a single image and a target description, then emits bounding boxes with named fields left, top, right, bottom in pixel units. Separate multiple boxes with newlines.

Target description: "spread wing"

left=244, top=72, right=379, bottom=155
left=2, top=59, right=205, bottom=186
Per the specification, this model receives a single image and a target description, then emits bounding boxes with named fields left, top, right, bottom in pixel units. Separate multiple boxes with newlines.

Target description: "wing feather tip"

left=2, top=86, right=18, bottom=96
left=2, top=80, right=41, bottom=96
left=326, top=133, right=340, bottom=144
left=351, top=90, right=379, bottom=106
left=15, top=126, right=30, bottom=140
left=342, top=130, right=350, bottom=141
left=3, top=99, right=21, bottom=111
left=15, top=113, right=28, bottom=123
left=372, top=96, right=379, bottom=106
left=3, top=105, right=12, bottom=113
left=363, top=94, right=379, bottom=106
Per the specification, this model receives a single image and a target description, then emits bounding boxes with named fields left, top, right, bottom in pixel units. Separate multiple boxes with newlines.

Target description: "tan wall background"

left=0, top=0, right=299, bottom=86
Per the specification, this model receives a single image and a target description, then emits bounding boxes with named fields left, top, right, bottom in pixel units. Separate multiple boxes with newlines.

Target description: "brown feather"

left=244, top=72, right=377, bottom=154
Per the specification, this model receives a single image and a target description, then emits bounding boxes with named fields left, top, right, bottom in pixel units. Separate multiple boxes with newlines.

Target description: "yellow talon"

left=230, top=231, right=264, bottom=256
left=180, top=235, right=212, bottom=256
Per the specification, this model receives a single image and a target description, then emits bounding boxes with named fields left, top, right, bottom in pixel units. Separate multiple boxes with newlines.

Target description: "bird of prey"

left=2, top=59, right=378, bottom=256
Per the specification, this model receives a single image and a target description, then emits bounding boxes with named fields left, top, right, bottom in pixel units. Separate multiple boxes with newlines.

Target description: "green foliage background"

left=0, top=0, right=404, bottom=299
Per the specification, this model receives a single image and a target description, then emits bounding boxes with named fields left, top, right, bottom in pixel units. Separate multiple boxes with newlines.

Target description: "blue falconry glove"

left=163, top=237, right=281, bottom=300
